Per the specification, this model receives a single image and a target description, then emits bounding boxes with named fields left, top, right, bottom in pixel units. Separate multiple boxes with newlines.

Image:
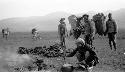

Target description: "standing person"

left=32, top=28, right=37, bottom=35
left=68, top=15, right=77, bottom=36
left=80, top=14, right=94, bottom=46
left=31, top=28, right=41, bottom=40
left=105, top=13, right=117, bottom=51
left=67, top=38, right=99, bottom=71
left=2, top=29, right=5, bottom=38
left=2, top=28, right=10, bottom=40
left=58, top=18, right=67, bottom=47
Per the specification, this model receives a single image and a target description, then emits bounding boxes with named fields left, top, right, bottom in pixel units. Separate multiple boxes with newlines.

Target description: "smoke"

left=5, top=52, right=31, bottom=66
left=0, top=46, right=31, bottom=66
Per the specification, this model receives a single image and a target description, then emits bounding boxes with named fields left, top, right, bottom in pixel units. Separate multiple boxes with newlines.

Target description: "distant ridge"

left=0, top=9, right=125, bottom=32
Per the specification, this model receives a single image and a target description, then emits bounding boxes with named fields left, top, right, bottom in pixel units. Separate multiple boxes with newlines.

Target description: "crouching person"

left=66, top=38, right=99, bottom=72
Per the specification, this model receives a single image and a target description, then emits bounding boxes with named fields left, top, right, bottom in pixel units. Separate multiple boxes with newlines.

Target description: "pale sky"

left=0, top=0, right=125, bottom=20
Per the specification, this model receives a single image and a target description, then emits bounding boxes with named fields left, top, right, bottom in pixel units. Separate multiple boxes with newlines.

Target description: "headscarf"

left=75, top=38, right=85, bottom=45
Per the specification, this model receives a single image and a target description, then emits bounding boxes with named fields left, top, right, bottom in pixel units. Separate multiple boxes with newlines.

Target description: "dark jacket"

left=67, top=44, right=96, bottom=62
left=105, top=19, right=117, bottom=34
left=67, top=44, right=99, bottom=67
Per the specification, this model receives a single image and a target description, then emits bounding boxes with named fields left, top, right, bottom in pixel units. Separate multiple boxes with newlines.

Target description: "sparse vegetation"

left=0, top=30, right=125, bottom=72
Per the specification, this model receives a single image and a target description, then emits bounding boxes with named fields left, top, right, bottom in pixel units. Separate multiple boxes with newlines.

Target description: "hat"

left=75, top=38, right=85, bottom=45
left=71, top=15, right=76, bottom=17
left=60, top=18, right=65, bottom=22
left=82, top=14, right=89, bottom=18
left=108, top=13, right=112, bottom=16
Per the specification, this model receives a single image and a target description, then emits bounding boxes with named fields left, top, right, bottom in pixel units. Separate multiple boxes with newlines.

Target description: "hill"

left=0, top=9, right=125, bottom=32
left=0, top=12, right=71, bottom=32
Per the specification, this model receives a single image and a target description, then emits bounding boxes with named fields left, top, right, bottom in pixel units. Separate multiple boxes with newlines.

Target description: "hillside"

left=0, top=12, right=71, bottom=32
left=0, top=9, right=125, bottom=32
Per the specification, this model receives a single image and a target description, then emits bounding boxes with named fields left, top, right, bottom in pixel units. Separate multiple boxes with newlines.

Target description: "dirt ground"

left=0, top=30, right=125, bottom=72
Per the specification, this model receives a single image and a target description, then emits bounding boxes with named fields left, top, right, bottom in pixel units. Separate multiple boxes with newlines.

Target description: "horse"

left=2, top=28, right=10, bottom=40
left=31, top=28, right=41, bottom=40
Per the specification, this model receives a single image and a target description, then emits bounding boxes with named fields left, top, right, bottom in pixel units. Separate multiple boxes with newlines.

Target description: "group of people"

left=58, top=13, right=118, bottom=71
left=58, top=13, right=117, bottom=50
left=2, top=28, right=10, bottom=39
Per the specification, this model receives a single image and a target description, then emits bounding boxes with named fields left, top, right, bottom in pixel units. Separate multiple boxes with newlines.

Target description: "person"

left=2, top=28, right=10, bottom=39
left=58, top=18, right=67, bottom=47
left=80, top=14, right=94, bottom=46
left=104, top=13, right=117, bottom=51
left=2, top=29, right=5, bottom=38
left=32, top=28, right=37, bottom=34
left=67, top=38, right=99, bottom=71
left=68, top=15, right=77, bottom=36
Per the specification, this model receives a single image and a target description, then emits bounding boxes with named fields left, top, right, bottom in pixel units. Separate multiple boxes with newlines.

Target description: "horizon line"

left=0, top=8, right=125, bottom=21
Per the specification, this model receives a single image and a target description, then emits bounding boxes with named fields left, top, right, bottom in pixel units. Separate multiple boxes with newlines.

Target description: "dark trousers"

left=108, top=32, right=117, bottom=50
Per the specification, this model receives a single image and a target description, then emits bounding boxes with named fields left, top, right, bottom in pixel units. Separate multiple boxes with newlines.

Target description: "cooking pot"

left=61, top=63, right=74, bottom=72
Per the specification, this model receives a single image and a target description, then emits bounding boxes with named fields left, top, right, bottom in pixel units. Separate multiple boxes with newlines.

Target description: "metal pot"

left=61, top=64, right=74, bottom=72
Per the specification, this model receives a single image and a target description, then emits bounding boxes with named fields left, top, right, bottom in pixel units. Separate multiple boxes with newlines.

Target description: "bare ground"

left=0, top=31, right=125, bottom=72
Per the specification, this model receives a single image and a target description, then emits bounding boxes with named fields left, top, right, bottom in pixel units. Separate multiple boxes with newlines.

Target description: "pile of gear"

left=93, top=13, right=104, bottom=21
left=93, top=13, right=106, bottom=36
left=17, top=43, right=64, bottom=58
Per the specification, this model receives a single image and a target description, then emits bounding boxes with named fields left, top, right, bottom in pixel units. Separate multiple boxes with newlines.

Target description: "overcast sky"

left=0, top=0, right=125, bottom=20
